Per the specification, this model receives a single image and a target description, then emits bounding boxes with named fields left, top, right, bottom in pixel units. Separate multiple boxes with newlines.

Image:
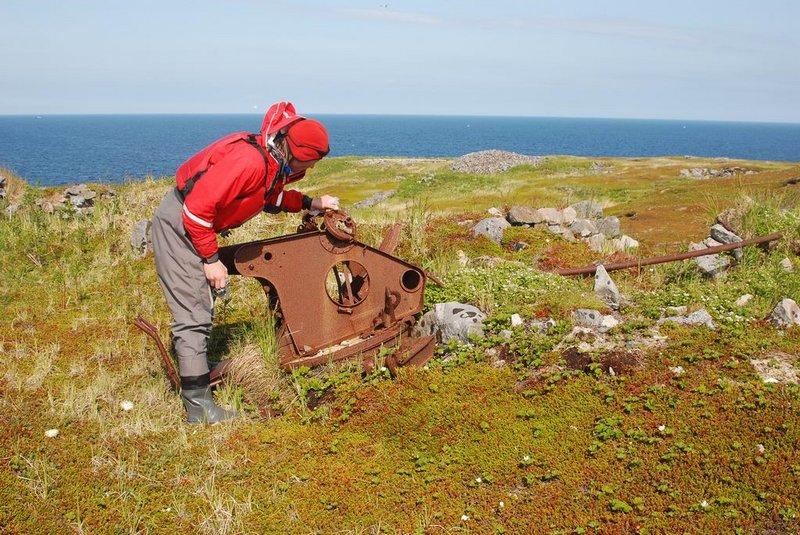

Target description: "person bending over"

left=151, top=101, right=338, bottom=423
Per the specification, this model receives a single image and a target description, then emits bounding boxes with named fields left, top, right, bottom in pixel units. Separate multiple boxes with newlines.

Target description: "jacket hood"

left=260, top=101, right=305, bottom=146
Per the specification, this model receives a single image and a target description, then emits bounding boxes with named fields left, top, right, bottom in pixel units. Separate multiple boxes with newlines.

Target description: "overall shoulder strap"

left=177, top=134, right=271, bottom=202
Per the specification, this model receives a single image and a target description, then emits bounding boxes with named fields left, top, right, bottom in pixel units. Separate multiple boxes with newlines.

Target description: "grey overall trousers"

left=151, top=189, right=215, bottom=383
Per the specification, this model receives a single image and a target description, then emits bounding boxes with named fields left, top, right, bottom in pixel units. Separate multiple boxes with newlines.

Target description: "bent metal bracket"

left=136, top=210, right=436, bottom=399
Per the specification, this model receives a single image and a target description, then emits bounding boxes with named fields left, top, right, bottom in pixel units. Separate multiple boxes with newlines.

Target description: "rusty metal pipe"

left=556, top=231, right=784, bottom=276
left=134, top=316, right=181, bottom=391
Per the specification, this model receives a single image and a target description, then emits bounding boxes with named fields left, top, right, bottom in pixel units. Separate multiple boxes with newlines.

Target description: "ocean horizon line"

left=2, top=112, right=799, bottom=127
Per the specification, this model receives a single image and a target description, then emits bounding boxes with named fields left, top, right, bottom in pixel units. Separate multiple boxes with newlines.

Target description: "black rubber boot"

left=180, top=374, right=238, bottom=424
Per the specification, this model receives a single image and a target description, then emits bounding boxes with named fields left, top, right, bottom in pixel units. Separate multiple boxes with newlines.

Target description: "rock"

left=512, top=241, right=529, bottom=252
left=510, top=313, right=523, bottom=327
left=600, top=315, right=620, bottom=332
left=471, top=217, right=510, bottom=244
left=450, top=150, right=543, bottom=174
left=689, top=242, right=730, bottom=278
left=0, top=176, right=5, bottom=199
left=487, top=207, right=504, bottom=217
left=500, top=330, right=513, bottom=340
left=413, top=302, right=486, bottom=343
left=4, top=203, right=20, bottom=217
left=584, top=233, right=610, bottom=253
left=768, top=298, right=800, bottom=328
left=130, top=219, right=153, bottom=258
left=570, top=219, right=597, bottom=237
left=703, top=237, right=723, bottom=248
left=595, top=216, right=621, bottom=238
left=560, top=206, right=577, bottom=226
left=536, top=207, right=562, bottom=225
left=456, top=250, right=469, bottom=267
left=571, top=200, right=603, bottom=219
left=571, top=309, right=619, bottom=333
left=546, top=225, right=563, bottom=235
left=561, top=229, right=577, bottom=243
left=571, top=309, right=603, bottom=329
left=531, top=318, right=556, bottom=334
left=658, top=308, right=715, bottom=329
left=352, top=190, right=395, bottom=209
left=507, top=206, right=541, bottom=226
left=41, top=201, right=55, bottom=214
left=612, top=235, right=639, bottom=251
left=69, top=195, right=87, bottom=208
left=735, top=294, right=753, bottom=307
left=594, top=265, right=620, bottom=310
left=710, top=223, right=743, bottom=260
left=716, top=198, right=753, bottom=236
left=65, top=183, right=90, bottom=197
left=780, top=258, right=794, bottom=272
left=749, top=352, right=799, bottom=384
left=710, top=223, right=742, bottom=244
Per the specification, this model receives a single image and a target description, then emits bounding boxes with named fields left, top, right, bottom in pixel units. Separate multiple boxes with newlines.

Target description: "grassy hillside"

left=1, top=155, right=799, bottom=534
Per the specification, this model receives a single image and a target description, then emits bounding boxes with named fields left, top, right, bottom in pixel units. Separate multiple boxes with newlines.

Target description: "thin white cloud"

left=337, top=8, right=440, bottom=25
left=546, top=16, right=698, bottom=44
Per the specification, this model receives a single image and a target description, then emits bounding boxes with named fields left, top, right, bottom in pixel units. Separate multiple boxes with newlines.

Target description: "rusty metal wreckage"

left=136, top=209, right=437, bottom=402
left=136, top=208, right=785, bottom=412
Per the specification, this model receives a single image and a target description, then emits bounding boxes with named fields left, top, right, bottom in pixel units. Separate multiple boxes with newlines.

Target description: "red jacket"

left=176, top=102, right=310, bottom=261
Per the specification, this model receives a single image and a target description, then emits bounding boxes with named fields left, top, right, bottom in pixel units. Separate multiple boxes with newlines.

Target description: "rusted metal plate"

left=221, top=211, right=430, bottom=370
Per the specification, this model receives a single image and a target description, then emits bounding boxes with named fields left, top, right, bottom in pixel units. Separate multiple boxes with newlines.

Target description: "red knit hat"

left=286, top=119, right=330, bottom=161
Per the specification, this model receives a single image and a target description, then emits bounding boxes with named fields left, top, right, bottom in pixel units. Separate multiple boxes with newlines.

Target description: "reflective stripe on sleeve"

left=183, top=204, right=213, bottom=228
left=275, top=191, right=284, bottom=206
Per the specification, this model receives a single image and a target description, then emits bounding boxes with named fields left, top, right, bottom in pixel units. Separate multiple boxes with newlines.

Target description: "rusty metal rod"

left=556, top=231, right=784, bottom=276
left=134, top=316, right=181, bottom=391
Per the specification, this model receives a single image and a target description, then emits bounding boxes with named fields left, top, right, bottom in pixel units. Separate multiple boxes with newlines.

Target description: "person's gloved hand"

left=312, top=195, right=340, bottom=211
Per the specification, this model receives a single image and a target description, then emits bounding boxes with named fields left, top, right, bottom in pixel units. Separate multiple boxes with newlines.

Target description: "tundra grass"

left=1, top=157, right=799, bottom=533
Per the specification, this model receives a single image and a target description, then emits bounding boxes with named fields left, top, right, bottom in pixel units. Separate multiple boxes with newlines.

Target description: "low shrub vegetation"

left=1, top=156, right=799, bottom=533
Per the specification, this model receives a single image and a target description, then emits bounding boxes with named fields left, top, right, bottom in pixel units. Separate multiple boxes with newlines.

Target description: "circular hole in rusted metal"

left=401, top=269, right=422, bottom=292
left=325, top=261, right=369, bottom=307
left=264, top=251, right=273, bottom=261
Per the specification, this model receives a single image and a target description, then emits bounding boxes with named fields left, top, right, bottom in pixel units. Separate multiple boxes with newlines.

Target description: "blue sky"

left=1, top=0, right=798, bottom=122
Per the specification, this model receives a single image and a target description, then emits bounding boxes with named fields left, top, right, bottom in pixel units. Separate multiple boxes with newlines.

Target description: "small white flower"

left=764, top=377, right=779, bottom=384
left=669, top=366, right=685, bottom=376
left=475, top=477, right=482, bottom=483
left=648, top=268, right=654, bottom=272
left=120, top=400, right=134, bottom=411
left=658, top=425, right=666, bottom=432
left=461, top=514, right=469, bottom=521
left=522, top=455, right=530, bottom=461
left=160, top=507, right=172, bottom=513
left=44, top=428, right=59, bottom=438
left=757, top=444, right=765, bottom=454
left=380, top=366, right=388, bottom=372
left=499, top=501, right=505, bottom=509
left=701, top=500, right=709, bottom=508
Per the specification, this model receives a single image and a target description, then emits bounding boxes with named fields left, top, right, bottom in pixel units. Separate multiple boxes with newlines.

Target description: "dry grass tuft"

left=227, top=344, right=287, bottom=416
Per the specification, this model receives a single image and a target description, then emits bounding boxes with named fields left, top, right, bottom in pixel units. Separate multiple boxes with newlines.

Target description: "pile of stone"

left=471, top=200, right=640, bottom=254
left=450, top=150, right=544, bottom=175
left=689, top=223, right=744, bottom=278
left=679, top=167, right=755, bottom=179
left=352, top=190, right=395, bottom=209
left=35, top=183, right=113, bottom=215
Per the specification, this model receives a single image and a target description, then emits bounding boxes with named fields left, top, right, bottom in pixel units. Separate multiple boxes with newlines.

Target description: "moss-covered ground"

left=1, top=155, right=799, bottom=533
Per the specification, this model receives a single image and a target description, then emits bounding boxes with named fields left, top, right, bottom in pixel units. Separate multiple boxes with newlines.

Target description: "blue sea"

left=0, top=114, right=799, bottom=186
